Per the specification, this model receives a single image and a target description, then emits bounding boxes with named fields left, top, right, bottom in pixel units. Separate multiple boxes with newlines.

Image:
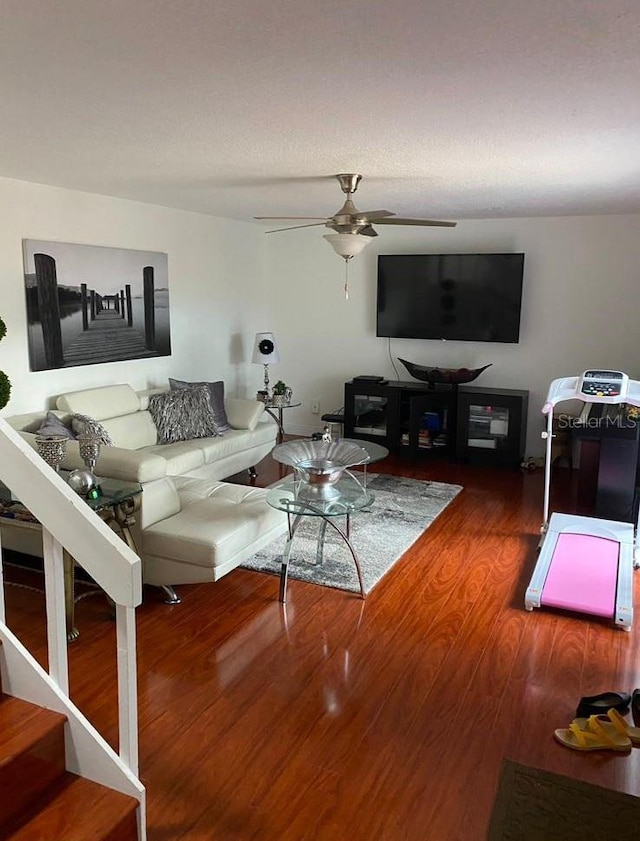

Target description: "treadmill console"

left=578, top=370, right=629, bottom=400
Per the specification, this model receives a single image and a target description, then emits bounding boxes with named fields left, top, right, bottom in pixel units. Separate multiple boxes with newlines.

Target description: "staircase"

left=0, top=663, right=138, bottom=840
left=0, top=419, right=144, bottom=838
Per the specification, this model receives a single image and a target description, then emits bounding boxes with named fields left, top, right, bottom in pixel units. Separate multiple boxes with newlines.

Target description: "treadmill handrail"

left=543, top=375, right=640, bottom=412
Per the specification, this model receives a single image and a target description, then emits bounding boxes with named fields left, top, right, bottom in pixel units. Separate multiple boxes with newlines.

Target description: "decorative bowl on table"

left=398, top=359, right=492, bottom=384
left=272, top=439, right=370, bottom=500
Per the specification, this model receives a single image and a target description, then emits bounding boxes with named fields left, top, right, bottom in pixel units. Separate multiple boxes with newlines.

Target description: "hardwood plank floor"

left=4, top=451, right=640, bottom=840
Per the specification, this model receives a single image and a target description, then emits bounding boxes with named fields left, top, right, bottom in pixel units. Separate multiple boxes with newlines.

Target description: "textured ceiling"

left=1, top=0, right=639, bottom=223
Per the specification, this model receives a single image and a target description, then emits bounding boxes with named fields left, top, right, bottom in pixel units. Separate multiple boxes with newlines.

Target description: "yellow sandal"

left=573, top=708, right=640, bottom=747
left=554, top=715, right=632, bottom=752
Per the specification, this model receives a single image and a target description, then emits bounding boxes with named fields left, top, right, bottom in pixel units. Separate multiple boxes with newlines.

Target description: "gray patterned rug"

left=242, top=474, right=463, bottom=595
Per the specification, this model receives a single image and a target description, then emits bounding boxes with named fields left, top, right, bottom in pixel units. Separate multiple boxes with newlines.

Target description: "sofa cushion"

left=142, top=439, right=206, bottom=475
left=142, top=484, right=284, bottom=570
left=148, top=386, right=217, bottom=444
left=225, top=398, right=265, bottom=432
left=138, top=478, right=182, bottom=529
left=169, top=377, right=231, bottom=433
left=101, top=411, right=158, bottom=450
left=65, top=442, right=167, bottom=483
left=196, top=424, right=276, bottom=464
left=57, top=384, right=141, bottom=420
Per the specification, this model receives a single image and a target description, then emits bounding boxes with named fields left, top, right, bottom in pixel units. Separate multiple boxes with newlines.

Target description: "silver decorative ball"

left=67, top=468, right=97, bottom=496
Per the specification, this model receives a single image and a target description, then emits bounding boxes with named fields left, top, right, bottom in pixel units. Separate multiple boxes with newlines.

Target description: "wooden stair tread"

left=0, top=695, right=66, bottom=766
left=6, top=773, right=138, bottom=840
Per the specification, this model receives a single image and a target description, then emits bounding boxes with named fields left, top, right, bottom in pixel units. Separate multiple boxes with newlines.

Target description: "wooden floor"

left=4, top=452, right=640, bottom=840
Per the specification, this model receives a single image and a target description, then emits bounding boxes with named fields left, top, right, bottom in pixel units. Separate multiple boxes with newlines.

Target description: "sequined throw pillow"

left=168, top=377, right=231, bottom=433
left=70, top=413, right=114, bottom=446
left=148, top=385, right=217, bottom=444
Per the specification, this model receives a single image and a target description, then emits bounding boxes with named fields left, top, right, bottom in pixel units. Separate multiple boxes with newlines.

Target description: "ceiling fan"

left=254, top=173, right=457, bottom=256
left=255, top=174, right=457, bottom=298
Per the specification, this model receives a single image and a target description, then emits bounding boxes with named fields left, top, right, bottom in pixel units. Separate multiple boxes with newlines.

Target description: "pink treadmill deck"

left=541, top=532, right=619, bottom=618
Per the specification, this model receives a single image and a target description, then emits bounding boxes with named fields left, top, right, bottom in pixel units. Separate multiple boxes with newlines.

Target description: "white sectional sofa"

left=2, top=383, right=287, bottom=601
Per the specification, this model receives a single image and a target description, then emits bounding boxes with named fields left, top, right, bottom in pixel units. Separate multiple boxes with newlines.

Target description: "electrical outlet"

left=311, top=399, right=320, bottom=414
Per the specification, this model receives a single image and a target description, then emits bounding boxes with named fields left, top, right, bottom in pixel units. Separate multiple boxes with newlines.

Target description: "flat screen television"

left=376, top=253, right=525, bottom=343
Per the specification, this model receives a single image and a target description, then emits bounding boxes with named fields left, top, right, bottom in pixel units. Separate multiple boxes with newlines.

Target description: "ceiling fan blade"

left=265, top=222, right=329, bottom=233
left=359, top=225, right=379, bottom=237
left=375, top=217, right=457, bottom=228
left=354, top=210, right=395, bottom=220
left=254, top=216, right=329, bottom=221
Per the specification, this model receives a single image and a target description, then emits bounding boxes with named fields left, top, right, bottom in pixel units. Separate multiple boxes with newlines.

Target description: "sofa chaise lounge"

left=2, top=383, right=288, bottom=601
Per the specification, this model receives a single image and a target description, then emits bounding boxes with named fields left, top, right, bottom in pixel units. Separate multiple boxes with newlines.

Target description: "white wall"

left=3, top=175, right=639, bottom=460
left=264, top=215, right=640, bottom=456
left=0, top=177, right=267, bottom=415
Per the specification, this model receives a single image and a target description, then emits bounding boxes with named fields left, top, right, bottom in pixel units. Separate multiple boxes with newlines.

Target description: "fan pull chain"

left=344, top=257, right=350, bottom=300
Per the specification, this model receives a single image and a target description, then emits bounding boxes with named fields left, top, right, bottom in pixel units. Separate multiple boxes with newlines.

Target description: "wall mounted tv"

left=376, top=253, right=525, bottom=343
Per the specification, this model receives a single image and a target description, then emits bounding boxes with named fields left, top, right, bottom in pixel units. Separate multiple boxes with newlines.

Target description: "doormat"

left=487, top=758, right=640, bottom=840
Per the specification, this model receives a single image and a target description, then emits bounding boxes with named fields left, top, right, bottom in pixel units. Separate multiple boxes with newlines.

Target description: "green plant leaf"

left=0, top=370, right=11, bottom=410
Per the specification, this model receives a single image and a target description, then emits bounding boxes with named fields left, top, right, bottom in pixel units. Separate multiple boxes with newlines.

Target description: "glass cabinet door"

left=407, top=393, right=454, bottom=453
left=352, top=392, right=389, bottom=438
left=456, top=387, right=528, bottom=468
left=467, top=404, right=510, bottom=451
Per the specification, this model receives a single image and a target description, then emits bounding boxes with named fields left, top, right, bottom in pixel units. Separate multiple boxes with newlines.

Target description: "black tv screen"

left=376, top=253, right=524, bottom=343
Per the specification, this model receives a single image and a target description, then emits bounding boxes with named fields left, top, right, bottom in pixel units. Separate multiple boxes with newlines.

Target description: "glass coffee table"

left=266, top=473, right=374, bottom=603
left=338, top=438, right=389, bottom=487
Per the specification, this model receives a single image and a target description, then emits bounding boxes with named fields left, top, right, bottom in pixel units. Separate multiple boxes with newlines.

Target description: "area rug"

left=487, top=759, right=640, bottom=840
left=242, top=474, right=462, bottom=595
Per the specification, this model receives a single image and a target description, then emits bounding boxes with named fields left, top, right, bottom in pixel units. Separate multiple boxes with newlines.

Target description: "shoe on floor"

left=632, top=689, right=640, bottom=727
left=554, top=717, right=632, bottom=752
left=573, top=708, right=640, bottom=747
left=575, top=691, right=631, bottom=718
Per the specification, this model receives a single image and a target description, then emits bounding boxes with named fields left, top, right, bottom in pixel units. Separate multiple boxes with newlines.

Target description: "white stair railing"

left=0, top=419, right=145, bottom=840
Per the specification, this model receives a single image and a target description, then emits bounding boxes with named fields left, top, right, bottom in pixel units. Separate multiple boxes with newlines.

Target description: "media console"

left=343, top=380, right=528, bottom=469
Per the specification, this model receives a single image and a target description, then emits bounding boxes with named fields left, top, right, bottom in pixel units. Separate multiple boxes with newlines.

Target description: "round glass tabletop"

left=339, top=437, right=389, bottom=463
left=267, top=476, right=374, bottom=517
left=265, top=401, right=302, bottom=410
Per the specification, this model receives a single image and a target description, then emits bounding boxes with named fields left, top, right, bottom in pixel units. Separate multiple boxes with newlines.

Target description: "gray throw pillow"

left=37, top=411, right=76, bottom=440
left=71, top=413, right=114, bottom=446
left=149, top=385, right=217, bottom=444
left=169, top=377, right=230, bottom=433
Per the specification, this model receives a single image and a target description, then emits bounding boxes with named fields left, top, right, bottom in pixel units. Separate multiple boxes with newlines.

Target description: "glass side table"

left=0, top=474, right=142, bottom=640
left=263, top=401, right=302, bottom=444
left=266, top=473, right=374, bottom=603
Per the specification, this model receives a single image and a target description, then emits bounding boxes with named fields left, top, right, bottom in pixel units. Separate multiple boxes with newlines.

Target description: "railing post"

left=116, top=603, right=139, bottom=775
left=42, top=528, right=69, bottom=694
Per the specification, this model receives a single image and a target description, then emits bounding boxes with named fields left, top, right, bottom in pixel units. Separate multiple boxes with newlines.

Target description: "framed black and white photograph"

left=22, top=239, right=171, bottom=371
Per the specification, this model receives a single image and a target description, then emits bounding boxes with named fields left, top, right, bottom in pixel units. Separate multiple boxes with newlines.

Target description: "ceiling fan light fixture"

left=323, top=232, right=371, bottom=260
left=323, top=233, right=372, bottom=300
